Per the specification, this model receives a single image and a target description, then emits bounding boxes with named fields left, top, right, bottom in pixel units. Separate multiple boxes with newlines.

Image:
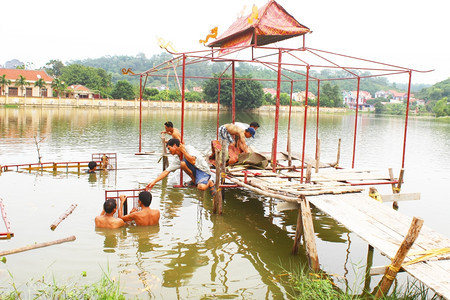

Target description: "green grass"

left=0, top=268, right=127, bottom=300
left=283, top=265, right=439, bottom=300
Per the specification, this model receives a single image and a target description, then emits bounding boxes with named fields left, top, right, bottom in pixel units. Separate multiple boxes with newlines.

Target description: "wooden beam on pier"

left=299, top=195, right=320, bottom=272
left=373, top=217, right=424, bottom=298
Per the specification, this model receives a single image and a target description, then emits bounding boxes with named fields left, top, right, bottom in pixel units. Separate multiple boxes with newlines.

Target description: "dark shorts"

left=183, top=158, right=211, bottom=185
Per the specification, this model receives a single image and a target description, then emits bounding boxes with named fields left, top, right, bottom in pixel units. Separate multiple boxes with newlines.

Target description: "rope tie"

left=392, top=186, right=401, bottom=193
left=403, top=247, right=450, bottom=267
left=369, top=192, right=382, bottom=202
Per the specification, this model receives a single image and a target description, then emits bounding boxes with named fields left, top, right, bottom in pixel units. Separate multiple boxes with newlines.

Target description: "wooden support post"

left=161, top=134, right=169, bottom=171
left=53, top=163, right=57, bottom=172
left=292, top=207, right=303, bottom=254
left=335, top=138, right=341, bottom=168
left=50, top=204, right=78, bottom=230
left=213, top=148, right=221, bottom=214
left=287, top=129, right=292, bottom=167
left=300, top=195, right=320, bottom=272
left=315, top=139, right=320, bottom=173
left=373, top=217, right=423, bottom=298
left=218, top=140, right=226, bottom=214
left=363, top=245, right=375, bottom=293
left=305, top=164, right=312, bottom=184
left=0, top=235, right=76, bottom=256
left=389, top=168, right=404, bottom=209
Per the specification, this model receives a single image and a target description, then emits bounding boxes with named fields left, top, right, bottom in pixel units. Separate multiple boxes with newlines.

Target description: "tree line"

left=33, top=53, right=448, bottom=114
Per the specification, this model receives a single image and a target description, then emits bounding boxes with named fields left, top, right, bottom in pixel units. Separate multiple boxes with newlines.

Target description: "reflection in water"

left=95, top=227, right=128, bottom=253
left=2, top=108, right=449, bottom=298
left=88, top=172, right=97, bottom=184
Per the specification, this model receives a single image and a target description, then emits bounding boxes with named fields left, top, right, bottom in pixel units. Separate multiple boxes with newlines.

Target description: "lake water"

left=0, top=107, right=449, bottom=298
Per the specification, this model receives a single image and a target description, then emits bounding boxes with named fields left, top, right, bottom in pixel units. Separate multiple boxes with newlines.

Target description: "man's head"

left=164, top=121, right=174, bottom=133
left=245, top=127, right=256, bottom=138
left=103, top=199, right=117, bottom=214
left=167, top=138, right=181, bottom=155
left=139, top=191, right=152, bottom=207
left=249, top=122, right=260, bottom=129
left=88, top=161, right=97, bottom=170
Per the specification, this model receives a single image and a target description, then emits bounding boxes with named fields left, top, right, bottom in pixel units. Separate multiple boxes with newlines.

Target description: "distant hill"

left=70, top=52, right=431, bottom=95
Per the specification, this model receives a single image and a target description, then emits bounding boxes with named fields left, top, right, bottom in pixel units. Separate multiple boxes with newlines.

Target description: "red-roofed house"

left=263, top=88, right=277, bottom=97
left=390, top=91, right=414, bottom=103
left=294, top=91, right=316, bottom=103
left=0, top=68, right=54, bottom=97
left=343, top=90, right=372, bottom=108
left=65, top=84, right=97, bottom=99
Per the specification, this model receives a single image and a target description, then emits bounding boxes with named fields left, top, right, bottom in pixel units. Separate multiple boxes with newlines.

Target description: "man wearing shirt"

left=145, top=138, right=215, bottom=194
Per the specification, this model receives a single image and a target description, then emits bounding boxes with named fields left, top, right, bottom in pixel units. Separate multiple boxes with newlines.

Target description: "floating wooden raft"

left=226, top=167, right=396, bottom=197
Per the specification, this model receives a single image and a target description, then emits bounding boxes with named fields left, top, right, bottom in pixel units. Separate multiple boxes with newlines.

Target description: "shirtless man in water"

left=95, top=198, right=126, bottom=229
left=161, top=121, right=181, bottom=142
left=119, top=191, right=160, bottom=226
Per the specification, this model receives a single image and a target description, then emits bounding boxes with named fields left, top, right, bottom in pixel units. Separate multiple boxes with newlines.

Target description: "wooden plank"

left=300, top=196, right=319, bottom=271
left=380, top=193, right=420, bottom=202
left=308, top=194, right=450, bottom=299
left=277, top=201, right=299, bottom=211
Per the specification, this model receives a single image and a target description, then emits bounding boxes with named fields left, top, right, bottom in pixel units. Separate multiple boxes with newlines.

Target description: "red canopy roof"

left=208, top=0, right=310, bottom=49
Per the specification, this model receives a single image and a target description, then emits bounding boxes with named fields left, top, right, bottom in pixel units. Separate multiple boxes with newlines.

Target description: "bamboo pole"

left=50, top=204, right=78, bottom=230
left=373, top=217, right=423, bottom=298
left=227, top=176, right=301, bottom=203
left=0, top=235, right=76, bottom=256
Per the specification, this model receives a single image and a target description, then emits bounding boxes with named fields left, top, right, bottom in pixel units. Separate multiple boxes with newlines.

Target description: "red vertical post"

left=272, top=49, right=282, bottom=172
left=402, top=71, right=412, bottom=168
left=300, top=65, right=310, bottom=183
left=315, top=80, right=321, bottom=160
left=232, top=61, right=236, bottom=123
left=287, top=81, right=293, bottom=151
left=216, top=77, right=221, bottom=139
left=180, top=54, right=186, bottom=185
left=138, top=75, right=143, bottom=153
left=181, top=54, right=186, bottom=143
left=352, top=77, right=361, bottom=169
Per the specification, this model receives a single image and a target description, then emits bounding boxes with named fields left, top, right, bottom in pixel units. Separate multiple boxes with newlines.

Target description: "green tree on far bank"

left=15, top=75, right=29, bottom=96
left=0, top=75, right=11, bottom=96
left=34, top=78, right=46, bottom=97
left=203, top=74, right=264, bottom=110
left=60, top=64, right=112, bottom=98
left=111, top=80, right=135, bottom=100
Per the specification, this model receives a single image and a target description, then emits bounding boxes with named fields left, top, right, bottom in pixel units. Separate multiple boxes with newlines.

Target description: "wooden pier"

left=214, top=153, right=450, bottom=298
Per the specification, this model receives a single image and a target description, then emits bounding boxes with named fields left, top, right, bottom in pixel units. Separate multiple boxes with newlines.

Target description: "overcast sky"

left=1, top=0, right=448, bottom=84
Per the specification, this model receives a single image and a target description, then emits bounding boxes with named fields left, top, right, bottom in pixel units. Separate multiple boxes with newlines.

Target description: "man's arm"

left=179, top=144, right=196, bottom=166
left=145, top=170, right=170, bottom=191
left=118, top=195, right=126, bottom=218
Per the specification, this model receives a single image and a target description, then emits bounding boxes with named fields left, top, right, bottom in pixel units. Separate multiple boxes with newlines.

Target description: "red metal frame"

left=0, top=198, right=13, bottom=239
left=131, top=43, right=432, bottom=179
